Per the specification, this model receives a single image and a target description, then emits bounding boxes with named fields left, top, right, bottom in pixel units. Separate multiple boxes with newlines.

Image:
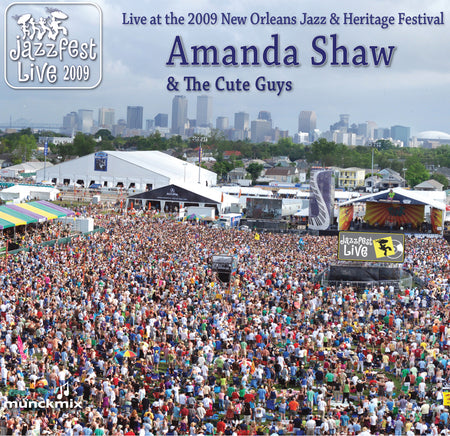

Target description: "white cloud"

left=0, top=0, right=448, bottom=134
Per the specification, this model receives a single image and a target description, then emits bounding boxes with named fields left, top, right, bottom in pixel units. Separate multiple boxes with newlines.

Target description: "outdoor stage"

left=338, top=187, right=446, bottom=236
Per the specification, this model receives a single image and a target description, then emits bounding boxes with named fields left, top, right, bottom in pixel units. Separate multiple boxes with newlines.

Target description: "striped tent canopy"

left=0, top=201, right=74, bottom=230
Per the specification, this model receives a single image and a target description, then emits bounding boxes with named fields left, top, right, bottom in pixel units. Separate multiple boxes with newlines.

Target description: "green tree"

left=374, top=139, right=394, bottom=150
left=73, top=133, right=96, bottom=157
left=246, top=162, right=264, bottom=184
left=49, top=141, right=75, bottom=162
left=94, top=129, right=114, bottom=151
left=307, top=138, right=338, bottom=166
left=94, top=129, right=114, bottom=141
left=405, top=156, right=430, bottom=187
left=12, top=134, right=37, bottom=163
left=431, top=172, right=449, bottom=189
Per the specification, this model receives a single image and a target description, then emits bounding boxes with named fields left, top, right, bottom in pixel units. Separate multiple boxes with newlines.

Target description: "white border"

left=4, top=2, right=102, bottom=89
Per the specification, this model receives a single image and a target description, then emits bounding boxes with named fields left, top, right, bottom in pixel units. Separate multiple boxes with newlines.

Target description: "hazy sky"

left=1, top=0, right=449, bottom=135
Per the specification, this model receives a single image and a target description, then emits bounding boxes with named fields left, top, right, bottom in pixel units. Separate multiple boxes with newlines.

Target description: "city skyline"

left=2, top=92, right=449, bottom=140
left=6, top=97, right=443, bottom=140
left=55, top=99, right=441, bottom=144
left=0, top=0, right=449, bottom=136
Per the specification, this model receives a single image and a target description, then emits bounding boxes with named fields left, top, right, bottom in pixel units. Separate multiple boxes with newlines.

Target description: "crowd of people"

left=0, top=210, right=448, bottom=436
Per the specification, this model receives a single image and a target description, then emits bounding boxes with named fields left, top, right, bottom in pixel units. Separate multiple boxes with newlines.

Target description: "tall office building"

left=196, top=95, right=213, bottom=127
left=339, top=114, right=350, bottom=129
left=98, top=108, right=115, bottom=129
left=62, top=112, right=78, bottom=135
left=298, top=111, right=317, bottom=136
left=171, top=95, right=188, bottom=135
left=112, top=119, right=127, bottom=137
left=331, top=114, right=350, bottom=132
left=216, top=116, right=229, bottom=131
left=77, top=109, right=94, bottom=134
left=251, top=119, right=273, bottom=143
left=374, top=127, right=391, bottom=140
left=258, top=111, right=272, bottom=122
left=154, top=113, right=168, bottom=128
left=127, top=106, right=143, bottom=130
left=391, top=125, right=411, bottom=147
left=234, top=112, right=249, bottom=131
left=357, top=122, right=369, bottom=137
left=366, top=121, right=377, bottom=140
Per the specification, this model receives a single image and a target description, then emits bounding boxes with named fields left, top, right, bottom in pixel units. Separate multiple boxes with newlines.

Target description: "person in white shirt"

left=385, top=380, right=394, bottom=397
left=17, top=377, right=25, bottom=392
left=306, top=416, right=316, bottom=436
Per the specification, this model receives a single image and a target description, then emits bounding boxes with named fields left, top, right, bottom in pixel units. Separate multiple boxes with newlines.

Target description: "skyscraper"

left=298, top=111, right=317, bottom=135
left=154, top=113, right=168, bottom=128
left=196, top=95, right=213, bottom=127
left=366, top=121, right=377, bottom=140
left=339, top=114, right=350, bottom=129
left=258, top=111, right=272, bottom=122
left=127, top=106, right=143, bottom=130
left=216, top=116, right=229, bottom=131
left=77, top=109, right=93, bottom=134
left=171, top=95, right=188, bottom=135
left=62, top=112, right=78, bottom=135
left=251, top=119, right=273, bottom=143
left=391, top=125, right=411, bottom=147
left=98, top=108, right=115, bottom=129
left=331, top=114, right=350, bottom=132
left=234, top=112, right=249, bottom=131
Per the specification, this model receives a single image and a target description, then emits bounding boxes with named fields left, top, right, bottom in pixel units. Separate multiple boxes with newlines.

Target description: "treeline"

left=1, top=129, right=449, bottom=187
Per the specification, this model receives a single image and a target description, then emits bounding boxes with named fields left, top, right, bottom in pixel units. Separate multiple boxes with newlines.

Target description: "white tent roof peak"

left=340, top=187, right=446, bottom=210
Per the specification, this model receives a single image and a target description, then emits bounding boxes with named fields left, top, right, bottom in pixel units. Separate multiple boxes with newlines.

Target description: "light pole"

left=192, top=135, right=207, bottom=184
left=370, top=142, right=375, bottom=193
left=183, top=162, right=187, bottom=183
left=44, top=141, right=48, bottom=182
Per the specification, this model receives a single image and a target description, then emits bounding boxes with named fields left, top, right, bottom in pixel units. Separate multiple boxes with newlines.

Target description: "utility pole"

left=44, top=141, right=48, bottom=182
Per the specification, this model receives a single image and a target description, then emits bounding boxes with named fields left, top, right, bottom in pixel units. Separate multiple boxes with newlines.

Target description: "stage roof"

left=340, top=187, right=446, bottom=210
left=128, top=184, right=221, bottom=205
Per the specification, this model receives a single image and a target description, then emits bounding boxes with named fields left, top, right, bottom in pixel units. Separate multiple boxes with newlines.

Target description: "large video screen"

left=246, top=198, right=282, bottom=219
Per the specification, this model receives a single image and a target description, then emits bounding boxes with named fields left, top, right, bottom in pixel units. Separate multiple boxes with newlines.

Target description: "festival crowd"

left=0, top=211, right=448, bottom=436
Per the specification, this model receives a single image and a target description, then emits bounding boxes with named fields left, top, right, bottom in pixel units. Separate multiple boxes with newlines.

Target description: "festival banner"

left=430, top=207, right=444, bottom=234
left=365, top=202, right=424, bottom=228
left=338, top=204, right=354, bottom=231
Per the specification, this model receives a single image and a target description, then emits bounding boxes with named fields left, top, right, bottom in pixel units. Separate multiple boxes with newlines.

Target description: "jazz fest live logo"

left=373, top=236, right=396, bottom=258
left=4, top=2, right=102, bottom=89
left=338, top=232, right=405, bottom=263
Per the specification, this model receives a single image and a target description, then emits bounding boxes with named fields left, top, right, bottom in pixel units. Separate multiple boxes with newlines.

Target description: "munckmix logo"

left=4, top=2, right=102, bottom=89
left=5, top=383, right=82, bottom=410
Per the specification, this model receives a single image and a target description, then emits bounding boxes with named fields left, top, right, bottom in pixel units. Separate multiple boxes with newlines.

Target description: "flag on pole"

left=239, top=189, right=242, bottom=198
left=17, top=336, right=27, bottom=361
left=221, top=192, right=224, bottom=203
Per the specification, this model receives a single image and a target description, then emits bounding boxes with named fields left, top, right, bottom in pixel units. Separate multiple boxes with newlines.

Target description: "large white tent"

left=35, top=151, right=217, bottom=190
left=0, top=185, right=60, bottom=202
